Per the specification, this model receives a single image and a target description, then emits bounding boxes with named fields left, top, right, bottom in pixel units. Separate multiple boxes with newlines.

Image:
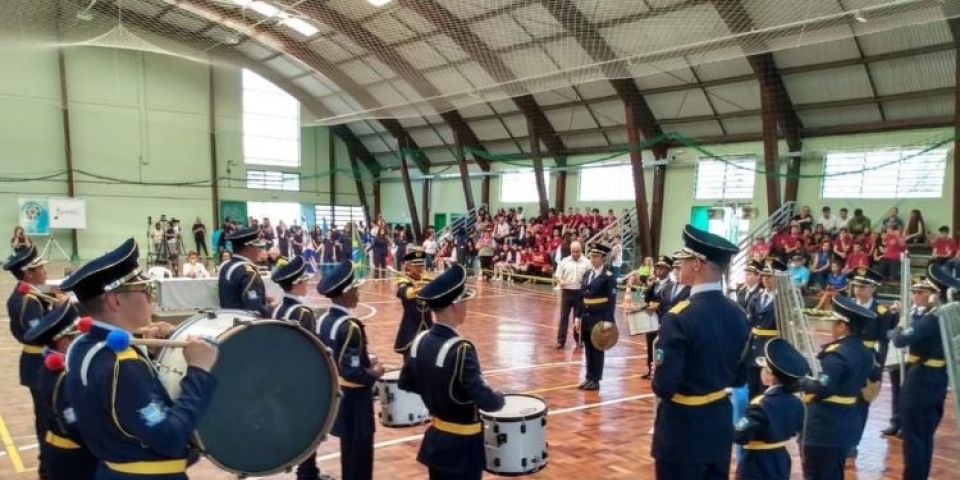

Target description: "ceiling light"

left=366, top=0, right=394, bottom=7
left=224, top=0, right=252, bottom=6
left=281, top=17, right=319, bottom=37
left=853, top=10, right=867, bottom=23
left=249, top=1, right=280, bottom=17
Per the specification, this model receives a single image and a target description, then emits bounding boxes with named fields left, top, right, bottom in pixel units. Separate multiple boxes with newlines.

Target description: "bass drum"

left=480, top=394, right=548, bottom=476
left=155, top=310, right=339, bottom=476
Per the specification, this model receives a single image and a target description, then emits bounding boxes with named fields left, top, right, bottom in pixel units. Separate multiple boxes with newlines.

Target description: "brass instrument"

left=772, top=271, right=821, bottom=376
left=889, top=252, right=912, bottom=381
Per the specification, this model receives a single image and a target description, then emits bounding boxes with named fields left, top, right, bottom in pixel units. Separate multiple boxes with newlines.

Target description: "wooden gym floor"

left=0, top=272, right=957, bottom=479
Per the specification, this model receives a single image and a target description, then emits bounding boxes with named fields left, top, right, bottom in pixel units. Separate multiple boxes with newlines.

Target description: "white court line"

left=314, top=392, right=656, bottom=463
left=485, top=355, right=644, bottom=375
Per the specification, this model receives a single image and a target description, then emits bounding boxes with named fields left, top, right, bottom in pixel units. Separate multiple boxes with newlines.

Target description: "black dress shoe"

left=577, top=380, right=588, bottom=389
left=881, top=425, right=900, bottom=437
left=582, top=381, right=600, bottom=391
left=555, top=342, right=565, bottom=349
left=640, top=369, right=652, bottom=379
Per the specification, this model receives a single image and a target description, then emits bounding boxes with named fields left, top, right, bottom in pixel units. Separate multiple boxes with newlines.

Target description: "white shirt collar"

left=283, top=293, right=302, bottom=304
left=327, top=303, right=351, bottom=315
left=856, top=298, right=875, bottom=308
left=434, top=322, right=458, bottom=334
left=232, top=254, right=254, bottom=265
left=690, top=282, right=721, bottom=296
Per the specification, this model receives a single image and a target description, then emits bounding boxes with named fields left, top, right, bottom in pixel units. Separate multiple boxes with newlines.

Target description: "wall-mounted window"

left=500, top=169, right=550, bottom=203
left=578, top=163, right=634, bottom=201
left=246, top=170, right=300, bottom=191
left=694, top=157, right=757, bottom=200
left=821, top=148, right=947, bottom=198
left=242, top=69, right=300, bottom=167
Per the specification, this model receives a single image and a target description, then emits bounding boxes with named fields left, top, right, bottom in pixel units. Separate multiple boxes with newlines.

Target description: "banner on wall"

left=219, top=201, right=248, bottom=226
left=18, top=198, right=50, bottom=236
left=49, top=197, right=86, bottom=230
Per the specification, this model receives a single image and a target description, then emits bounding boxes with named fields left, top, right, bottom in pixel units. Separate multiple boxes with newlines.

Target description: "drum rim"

left=164, top=313, right=341, bottom=476
left=379, top=368, right=401, bottom=383
left=480, top=393, right=548, bottom=422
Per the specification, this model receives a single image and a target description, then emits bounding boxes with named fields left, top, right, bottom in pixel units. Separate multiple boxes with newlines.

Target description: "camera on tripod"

left=147, top=214, right=185, bottom=274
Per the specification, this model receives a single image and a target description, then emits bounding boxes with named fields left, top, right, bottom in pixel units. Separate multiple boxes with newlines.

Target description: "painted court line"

left=0, top=412, right=25, bottom=472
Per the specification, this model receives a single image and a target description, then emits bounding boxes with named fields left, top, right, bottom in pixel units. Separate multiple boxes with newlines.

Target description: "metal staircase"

left=585, top=206, right=639, bottom=271
left=727, top=201, right=797, bottom=286
left=435, top=204, right=486, bottom=243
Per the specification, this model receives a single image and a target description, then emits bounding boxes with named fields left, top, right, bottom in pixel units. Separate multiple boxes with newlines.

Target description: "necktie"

left=671, top=284, right=679, bottom=301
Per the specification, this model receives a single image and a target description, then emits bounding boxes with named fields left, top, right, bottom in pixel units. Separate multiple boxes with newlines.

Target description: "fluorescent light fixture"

left=225, top=0, right=252, bottom=6
left=249, top=1, right=280, bottom=17
left=281, top=17, right=319, bottom=37
left=366, top=0, right=393, bottom=7
left=853, top=10, right=867, bottom=23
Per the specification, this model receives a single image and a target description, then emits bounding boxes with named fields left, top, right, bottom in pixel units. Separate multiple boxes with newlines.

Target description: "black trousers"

left=340, top=435, right=374, bottom=480
left=802, top=446, right=846, bottom=480
left=655, top=460, right=729, bottom=480
left=557, top=289, right=579, bottom=345
left=297, top=453, right=319, bottom=480
left=747, top=365, right=764, bottom=400
left=194, top=234, right=209, bottom=257
left=887, top=367, right=901, bottom=429
left=429, top=468, right=481, bottom=480
left=644, top=330, right=658, bottom=369
left=582, top=316, right=605, bottom=382
left=902, top=396, right=945, bottom=480
left=30, top=386, right=47, bottom=478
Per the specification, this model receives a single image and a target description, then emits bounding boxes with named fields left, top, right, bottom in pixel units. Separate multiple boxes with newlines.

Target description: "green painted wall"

left=0, top=46, right=366, bottom=260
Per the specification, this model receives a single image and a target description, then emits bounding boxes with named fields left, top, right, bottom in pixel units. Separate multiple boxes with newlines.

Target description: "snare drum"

left=155, top=310, right=339, bottom=476
left=376, top=369, right=429, bottom=427
left=480, top=394, right=548, bottom=475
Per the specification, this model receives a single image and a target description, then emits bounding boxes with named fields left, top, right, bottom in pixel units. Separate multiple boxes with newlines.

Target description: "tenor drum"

left=480, top=394, right=548, bottom=476
left=155, top=310, right=339, bottom=476
left=376, top=369, right=429, bottom=427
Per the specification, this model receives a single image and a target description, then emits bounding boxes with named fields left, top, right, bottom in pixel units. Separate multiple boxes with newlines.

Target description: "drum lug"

left=493, top=458, right=501, bottom=468
left=520, top=423, right=526, bottom=434
left=493, top=424, right=499, bottom=434
left=541, top=417, right=547, bottom=427
left=521, top=458, right=527, bottom=468
left=496, top=433, right=507, bottom=447
left=202, top=310, right=217, bottom=319
left=233, top=317, right=252, bottom=326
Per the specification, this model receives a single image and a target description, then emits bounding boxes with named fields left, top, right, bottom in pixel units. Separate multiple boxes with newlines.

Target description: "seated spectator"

left=782, top=224, right=804, bottom=259
left=181, top=251, right=210, bottom=279
left=904, top=209, right=926, bottom=244
left=809, top=241, right=832, bottom=289
left=808, top=226, right=828, bottom=254
left=878, top=226, right=906, bottom=281
left=11, top=226, right=31, bottom=250
left=881, top=207, right=903, bottom=231
left=843, top=242, right=870, bottom=273
left=846, top=208, right=871, bottom=235
left=819, top=206, right=841, bottom=235
left=931, top=226, right=957, bottom=264
left=605, top=209, right=618, bottom=227
left=833, top=228, right=853, bottom=261
left=837, top=207, right=850, bottom=228
left=815, top=261, right=848, bottom=310
left=860, top=227, right=877, bottom=256
left=793, top=205, right=814, bottom=231
left=749, top=235, right=771, bottom=262
left=788, top=254, right=810, bottom=291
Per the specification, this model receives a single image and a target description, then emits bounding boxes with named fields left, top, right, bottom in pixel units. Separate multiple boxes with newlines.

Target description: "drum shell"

left=155, top=310, right=339, bottom=476
left=377, top=370, right=429, bottom=427
left=480, top=394, right=548, bottom=475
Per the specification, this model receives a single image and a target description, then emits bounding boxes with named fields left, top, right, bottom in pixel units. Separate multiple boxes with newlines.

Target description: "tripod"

left=147, top=216, right=181, bottom=276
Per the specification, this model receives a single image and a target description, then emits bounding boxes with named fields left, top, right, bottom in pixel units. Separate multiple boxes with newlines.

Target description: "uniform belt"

left=750, top=328, right=778, bottom=337
left=430, top=417, right=481, bottom=435
left=670, top=388, right=728, bottom=406
left=45, top=431, right=80, bottom=450
left=583, top=297, right=608, bottom=305
left=22, top=345, right=43, bottom=354
left=862, top=340, right=877, bottom=349
left=338, top=377, right=364, bottom=389
left=906, top=354, right=946, bottom=368
left=104, top=459, right=187, bottom=475
left=743, top=440, right=788, bottom=450
left=803, top=394, right=856, bottom=405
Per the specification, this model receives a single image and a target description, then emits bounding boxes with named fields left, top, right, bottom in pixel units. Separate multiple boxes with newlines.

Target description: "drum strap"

left=271, top=303, right=285, bottom=320
left=330, top=316, right=358, bottom=342
left=80, top=341, right=107, bottom=387
left=409, top=331, right=429, bottom=359
left=435, top=337, right=463, bottom=368
left=283, top=305, right=301, bottom=321
left=224, top=260, right=246, bottom=281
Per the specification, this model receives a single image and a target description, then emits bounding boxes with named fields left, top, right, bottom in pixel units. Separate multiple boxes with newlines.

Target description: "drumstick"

left=104, top=330, right=218, bottom=352
left=16, top=282, right=65, bottom=304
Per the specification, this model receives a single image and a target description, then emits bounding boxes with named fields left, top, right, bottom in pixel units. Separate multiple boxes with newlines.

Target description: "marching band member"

left=641, top=255, right=685, bottom=379
left=652, top=225, right=749, bottom=480
left=62, top=238, right=219, bottom=479
left=218, top=226, right=273, bottom=316
left=745, top=259, right=786, bottom=398
left=846, top=267, right=896, bottom=457
left=316, top=260, right=384, bottom=480
left=3, top=244, right=53, bottom=475
left=734, top=338, right=808, bottom=480
left=24, top=303, right=97, bottom=480
left=736, top=261, right=764, bottom=310
left=797, top=296, right=875, bottom=480
left=574, top=243, right=617, bottom=391
left=888, top=263, right=959, bottom=480
left=398, top=264, right=504, bottom=480
left=394, top=250, right=433, bottom=356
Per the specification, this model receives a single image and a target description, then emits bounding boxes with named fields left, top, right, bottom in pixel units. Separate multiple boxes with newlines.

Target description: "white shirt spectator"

left=422, top=237, right=438, bottom=255
left=181, top=261, right=210, bottom=279
left=554, top=255, right=590, bottom=290
left=819, top=213, right=841, bottom=234
left=494, top=221, right=510, bottom=239
left=611, top=244, right=623, bottom=267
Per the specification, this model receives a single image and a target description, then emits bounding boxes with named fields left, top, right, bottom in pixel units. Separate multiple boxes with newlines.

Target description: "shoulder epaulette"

left=750, top=394, right=765, bottom=406
left=825, top=344, right=841, bottom=353
left=605, top=270, right=612, bottom=276
left=243, top=264, right=257, bottom=272
left=669, top=300, right=691, bottom=314
left=114, top=348, right=139, bottom=362
left=877, top=305, right=888, bottom=314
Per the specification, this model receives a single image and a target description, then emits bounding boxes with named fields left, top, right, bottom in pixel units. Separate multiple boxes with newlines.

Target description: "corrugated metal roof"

left=882, top=94, right=954, bottom=120
left=632, top=66, right=697, bottom=90
left=295, top=76, right=337, bottom=98
left=704, top=79, right=761, bottom=114
left=857, top=21, right=953, bottom=56
left=562, top=132, right=609, bottom=149
left=541, top=37, right=594, bottom=72
left=468, top=118, right=512, bottom=141
left=364, top=12, right=418, bottom=45
left=534, top=87, right=579, bottom=106
left=576, top=80, right=617, bottom=100
left=644, top=89, right=715, bottom=119
left=502, top=46, right=563, bottom=81
left=605, top=130, right=630, bottom=145
left=392, top=8, right=435, bottom=36
left=869, top=50, right=955, bottom=96
left=264, top=56, right=308, bottom=78
left=590, top=99, right=626, bottom=127
left=660, top=120, right=723, bottom=138
left=693, top=55, right=754, bottom=82
left=511, top=3, right=563, bottom=39
left=236, top=41, right=274, bottom=61
left=471, top=14, right=533, bottom=49
left=545, top=105, right=600, bottom=131
left=720, top=116, right=762, bottom=135
left=458, top=102, right=496, bottom=118
left=772, top=37, right=861, bottom=69
left=782, top=65, right=874, bottom=103
left=501, top=115, right=529, bottom=137
left=799, top=104, right=882, bottom=128
left=395, top=41, right=448, bottom=69
left=408, top=128, right=444, bottom=148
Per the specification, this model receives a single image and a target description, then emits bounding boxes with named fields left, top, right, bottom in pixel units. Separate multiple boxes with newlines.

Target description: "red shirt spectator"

left=770, top=228, right=789, bottom=252
left=749, top=237, right=770, bottom=261
left=881, top=229, right=906, bottom=261
left=844, top=245, right=870, bottom=272
left=834, top=230, right=853, bottom=259
left=860, top=228, right=876, bottom=255
left=932, top=227, right=958, bottom=260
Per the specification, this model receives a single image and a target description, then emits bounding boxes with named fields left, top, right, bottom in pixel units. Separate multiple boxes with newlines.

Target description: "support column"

left=57, top=48, right=79, bottom=260
left=422, top=178, right=432, bottom=239
left=373, top=179, right=381, bottom=222
left=348, top=153, right=371, bottom=225
left=481, top=175, right=491, bottom=208
left=555, top=170, right=567, bottom=211
left=625, top=103, right=654, bottom=257
left=760, top=77, right=782, bottom=215
left=527, top=117, right=550, bottom=217
left=206, top=65, right=221, bottom=232
left=955, top=47, right=960, bottom=241
left=329, top=128, right=337, bottom=216
left=398, top=136, right=422, bottom=243
left=455, top=129, right=476, bottom=212
left=649, top=148, right=668, bottom=256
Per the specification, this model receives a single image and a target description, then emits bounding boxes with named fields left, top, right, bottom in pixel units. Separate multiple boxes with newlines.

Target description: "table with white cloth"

left=154, top=276, right=284, bottom=311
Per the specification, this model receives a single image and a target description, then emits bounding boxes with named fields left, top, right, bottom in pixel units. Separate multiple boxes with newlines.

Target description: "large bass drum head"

left=196, top=321, right=338, bottom=475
